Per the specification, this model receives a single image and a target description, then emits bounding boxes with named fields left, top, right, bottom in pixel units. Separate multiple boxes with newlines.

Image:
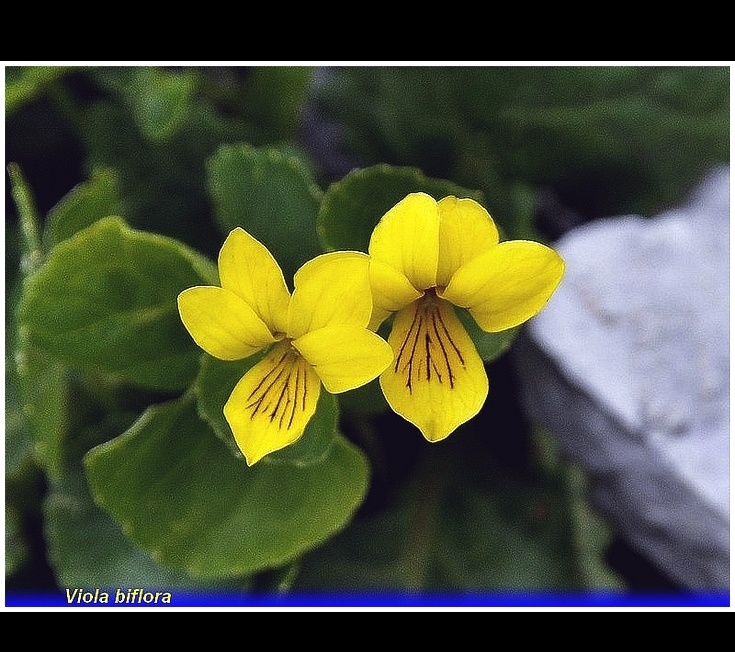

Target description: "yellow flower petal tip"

left=224, top=342, right=321, bottom=466
left=379, top=293, right=488, bottom=442
left=178, top=229, right=391, bottom=465
left=368, top=193, right=564, bottom=440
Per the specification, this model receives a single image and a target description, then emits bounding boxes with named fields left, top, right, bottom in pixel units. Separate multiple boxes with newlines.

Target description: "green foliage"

left=294, top=434, right=590, bottom=590
left=5, top=505, right=29, bottom=578
left=18, top=217, right=216, bottom=391
left=12, top=64, right=723, bottom=601
left=314, top=66, right=729, bottom=225
left=45, top=168, right=122, bottom=248
left=247, top=67, right=313, bottom=140
left=207, top=143, right=323, bottom=283
left=43, top=412, right=214, bottom=588
left=5, top=65, right=73, bottom=114
left=458, top=313, right=520, bottom=363
left=318, top=164, right=483, bottom=253
left=84, top=397, right=369, bottom=578
left=124, top=67, right=198, bottom=142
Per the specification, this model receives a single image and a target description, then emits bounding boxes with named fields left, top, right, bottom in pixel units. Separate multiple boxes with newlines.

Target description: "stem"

left=400, top=445, right=451, bottom=590
left=7, top=162, right=43, bottom=272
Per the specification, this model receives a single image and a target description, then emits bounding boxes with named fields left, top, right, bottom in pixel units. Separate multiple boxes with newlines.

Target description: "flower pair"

left=178, top=193, right=564, bottom=465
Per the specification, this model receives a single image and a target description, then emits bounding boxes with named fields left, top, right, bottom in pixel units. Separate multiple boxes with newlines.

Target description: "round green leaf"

left=44, top=412, right=252, bottom=590
left=84, top=397, right=369, bottom=579
left=17, top=216, right=217, bottom=392
left=207, top=143, right=323, bottom=283
left=317, top=164, right=484, bottom=253
left=196, top=352, right=339, bottom=466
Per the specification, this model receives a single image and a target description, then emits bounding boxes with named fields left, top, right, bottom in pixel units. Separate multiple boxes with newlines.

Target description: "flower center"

left=244, top=341, right=309, bottom=430
left=393, top=293, right=466, bottom=394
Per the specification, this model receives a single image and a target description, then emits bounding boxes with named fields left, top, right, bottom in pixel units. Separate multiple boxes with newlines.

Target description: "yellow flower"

left=369, top=192, right=565, bottom=442
left=178, top=228, right=393, bottom=465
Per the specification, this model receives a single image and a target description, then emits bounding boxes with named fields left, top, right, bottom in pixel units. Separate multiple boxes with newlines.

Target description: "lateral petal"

left=440, top=240, right=565, bottom=332
left=224, top=342, right=321, bottom=465
left=287, top=252, right=374, bottom=338
left=293, top=325, right=394, bottom=394
left=380, top=297, right=488, bottom=442
left=177, top=286, right=276, bottom=360
left=368, top=192, right=439, bottom=293
left=218, top=227, right=291, bottom=335
left=436, top=196, right=500, bottom=287
left=369, top=258, right=424, bottom=314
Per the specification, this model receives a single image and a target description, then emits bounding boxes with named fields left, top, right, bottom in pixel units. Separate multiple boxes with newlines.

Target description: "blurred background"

left=5, top=65, right=730, bottom=598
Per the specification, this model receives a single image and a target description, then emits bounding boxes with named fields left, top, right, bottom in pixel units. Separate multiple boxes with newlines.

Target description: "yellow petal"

left=380, top=296, right=488, bottom=442
left=293, top=325, right=394, bottom=394
left=440, top=240, right=565, bottom=332
left=224, top=342, right=321, bottom=465
left=436, top=196, right=500, bottom=288
left=368, top=192, right=439, bottom=293
left=369, top=258, right=424, bottom=315
left=218, top=228, right=291, bottom=335
left=368, top=305, right=393, bottom=332
left=287, top=252, right=373, bottom=338
left=177, top=286, right=276, bottom=360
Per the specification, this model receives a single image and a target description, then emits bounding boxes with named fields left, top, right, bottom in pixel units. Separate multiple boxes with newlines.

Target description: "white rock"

left=516, top=166, right=730, bottom=588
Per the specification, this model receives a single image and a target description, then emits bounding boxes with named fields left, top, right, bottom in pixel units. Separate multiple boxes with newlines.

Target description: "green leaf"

left=317, top=164, right=484, bottom=253
left=44, top=412, right=250, bottom=589
left=564, top=464, right=626, bottom=589
left=17, top=216, right=217, bottom=392
left=7, top=170, right=70, bottom=484
left=337, top=378, right=389, bottom=416
left=457, top=310, right=520, bottom=363
left=97, top=67, right=199, bottom=142
left=207, top=143, right=323, bottom=283
left=80, top=93, right=250, bottom=257
left=84, top=397, right=370, bottom=579
left=195, top=352, right=339, bottom=466
left=45, top=167, right=122, bottom=248
left=5, top=348, right=36, bottom=479
left=5, top=505, right=29, bottom=578
left=14, top=342, right=69, bottom=484
left=5, top=65, right=72, bottom=114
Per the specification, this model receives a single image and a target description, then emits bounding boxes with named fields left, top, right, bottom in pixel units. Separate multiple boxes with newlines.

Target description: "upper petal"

left=368, top=192, right=439, bottom=293
left=177, top=286, right=276, bottom=360
left=218, top=227, right=291, bottom=335
left=440, top=240, right=565, bottom=332
left=436, top=196, right=499, bottom=288
left=287, top=252, right=374, bottom=338
left=379, top=297, right=488, bottom=442
left=292, top=325, right=393, bottom=394
left=369, top=258, right=424, bottom=316
left=224, top=341, right=321, bottom=466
